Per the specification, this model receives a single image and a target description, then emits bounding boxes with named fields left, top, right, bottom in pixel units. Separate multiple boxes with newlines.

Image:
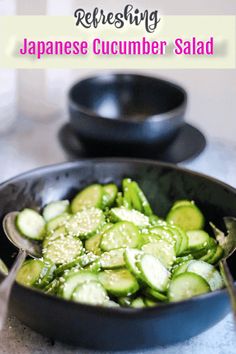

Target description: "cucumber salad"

left=15, top=179, right=225, bottom=308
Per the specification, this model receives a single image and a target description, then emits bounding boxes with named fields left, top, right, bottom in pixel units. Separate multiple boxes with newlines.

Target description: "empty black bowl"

left=68, top=74, right=187, bottom=157
left=0, top=159, right=235, bottom=350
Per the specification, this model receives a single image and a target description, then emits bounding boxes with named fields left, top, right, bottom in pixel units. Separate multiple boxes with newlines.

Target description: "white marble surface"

left=0, top=117, right=236, bottom=353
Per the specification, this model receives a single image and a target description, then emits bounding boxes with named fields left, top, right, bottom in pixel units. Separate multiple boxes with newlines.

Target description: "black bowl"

left=68, top=74, right=187, bottom=157
left=0, top=159, right=235, bottom=351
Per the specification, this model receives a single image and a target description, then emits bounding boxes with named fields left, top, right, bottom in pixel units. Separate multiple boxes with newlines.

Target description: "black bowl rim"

left=68, top=73, right=188, bottom=124
left=0, top=157, right=235, bottom=317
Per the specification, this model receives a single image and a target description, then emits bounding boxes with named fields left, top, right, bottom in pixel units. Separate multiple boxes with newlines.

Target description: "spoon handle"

left=0, top=249, right=26, bottom=330
left=220, top=260, right=236, bottom=323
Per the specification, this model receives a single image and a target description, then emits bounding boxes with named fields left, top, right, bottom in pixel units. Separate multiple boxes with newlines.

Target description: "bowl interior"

left=0, top=159, right=235, bottom=280
left=70, top=74, right=186, bottom=121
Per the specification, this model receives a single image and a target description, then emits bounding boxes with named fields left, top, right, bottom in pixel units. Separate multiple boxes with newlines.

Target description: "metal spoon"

left=0, top=212, right=42, bottom=330
left=211, top=217, right=236, bottom=323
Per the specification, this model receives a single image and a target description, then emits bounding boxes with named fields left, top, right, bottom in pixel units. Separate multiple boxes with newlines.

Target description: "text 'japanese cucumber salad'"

left=13, top=179, right=225, bottom=308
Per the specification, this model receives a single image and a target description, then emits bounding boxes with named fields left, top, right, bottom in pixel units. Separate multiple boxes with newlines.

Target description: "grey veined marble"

left=0, top=118, right=236, bottom=354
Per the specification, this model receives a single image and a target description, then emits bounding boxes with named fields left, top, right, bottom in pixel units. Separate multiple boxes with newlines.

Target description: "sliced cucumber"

left=168, top=272, right=210, bottom=302
left=129, top=182, right=143, bottom=212
left=43, top=200, right=69, bottom=222
left=141, top=240, right=176, bottom=269
left=59, top=270, right=98, bottom=299
left=99, top=269, right=139, bottom=296
left=144, top=287, right=168, bottom=302
left=131, top=297, right=146, bottom=308
left=65, top=208, right=104, bottom=239
left=85, top=223, right=112, bottom=255
left=35, top=261, right=56, bottom=289
left=172, top=200, right=193, bottom=210
left=118, top=296, right=132, bottom=307
left=43, top=226, right=67, bottom=248
left=124, top=248, right=143, bottom=278
left=0, top=259, right=8, bottom=275
left=131, top=181, right=153, bottom=216
left=167, top=204, right=205, bottom=231
left=144, top=298, right=159, bottom=307
left=100, top=248, right=125, bottom=269
left=16, top=259, right=45, bottom=287
left=46, top=212, right=70, bottom=232
left=137, top=254, right=170, bottom=292
left=43, top=236, right=83, bottom=264
left=187, top=260, right=224, bottom=291
left=172, top=260, right=193, bottom=278
left=150, top=226, right=176, bottom=246
left=72, top=281, right=107, bottom=305
left=100, top=221, right=141, bottom=251
left=122, top=178, right=132, bottom=209
left=174, top=254, right=193, bottom=265
left=102, top=184, right=118, bottom=208
left=110, top=207, right=149, bottom=228
left=166, top=225, right=183, bottom=255
left=149, top=215, right=159, bottom=225
left=207, top=245, right=224, bottom=265
left=44, top=278, right=59, bottom=295
left=103, top=300, right=120, bottom=308
left=71, top=184, right=103, bottom=213
left=55, top=253, right=97, bottom=277
left=17, top=208, right=45, bottom=240
left=115, top=192, right=123, bottom=207
left=186, top=230, right=210, bottom=251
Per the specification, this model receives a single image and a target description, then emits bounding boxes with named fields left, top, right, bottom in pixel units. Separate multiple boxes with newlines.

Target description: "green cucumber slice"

left=103, top=300, right=120, bottom=308
left=59, top=270, right=98, bottom=299
left=137, top=254, right=170, bottom=292
left=65, top=208, right=105, bottom=239
left=150, top=226, right=176, bottom=246
left=85, top=223, right=113, bottom=255
left=99, top=269, right=139, bottom=296
left=144, top=298, right=159, bottom=307
left=102, top=184, right=118, bottom=208
left=46, top=212, right=70, bottom=232
left=172, top=260, right=193, bottom=278
left=174, top=254, right=193, bottom=265
left=72, top=281, right=108, bottom=305
left=110, top=207, right=149, bottom=227
left=207, top=245, right=224, bottom=265
left=43, top=200, right=69, bottom=222
left=172, top=200, right=193, bottom=210
left=71, top=184, right=103, bottom=213
left=122, top=178, right=132, bottom=209
left=35, top=261, right=56, bottom=289
left=187, top=260, right=224, bottom=291
left=54, top=253, right=98, bottom=277
left=17, top=209, right=45, bottom=240
left=43, top=235, right=83, bottom=264
left=168, top=272, right=210, bottom=302
left=186, top=230, right=210, bottom=251
left=100, top=248, right=125, bottom=269
left=131, top=181, right=153, bottom=216
left=124, top=248, right=143, bottom=278
left=144, top=288, right=168, bottom=302
left=43, top=226, right=67, bottom=248
left=44, top=279, right=59, bottom=295
left=141, top=240, right=176, bottom=269
left=0, top=259, right=8, bottom=275
left=167, top=204, right=205, bottom=231
left=16, top=259, right=45, bottom=287
left=131, top=297, right=146, bottom=308
left=100, top=221, right=141, bottom=251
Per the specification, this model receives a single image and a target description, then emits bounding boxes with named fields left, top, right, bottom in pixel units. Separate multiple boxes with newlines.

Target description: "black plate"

left=0, top=159, right=234, bottom=350
left=58, top=123, right=206, bottom=163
